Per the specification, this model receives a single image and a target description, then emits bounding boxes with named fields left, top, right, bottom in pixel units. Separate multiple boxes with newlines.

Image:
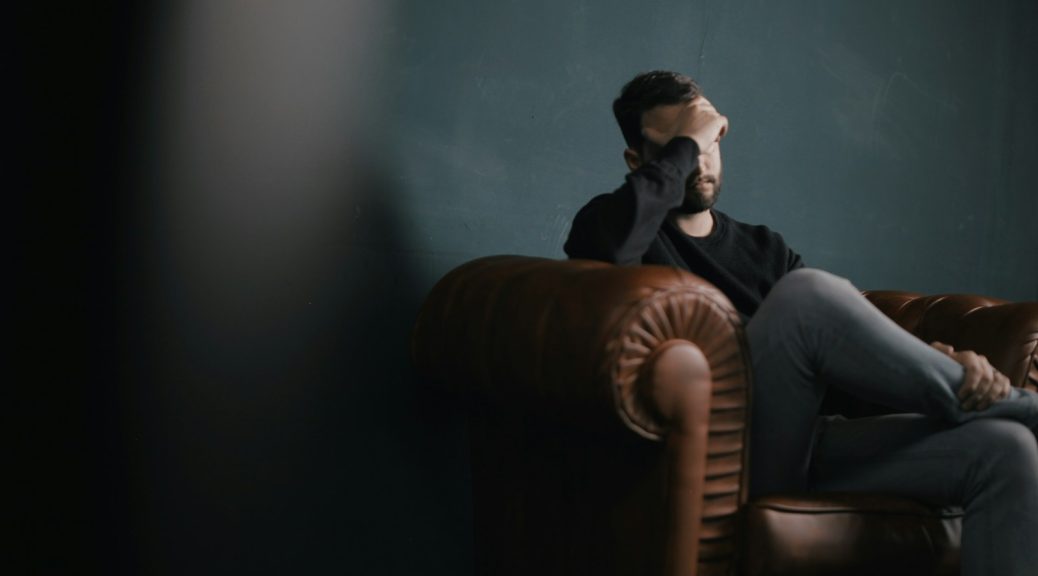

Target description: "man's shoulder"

left=572, top=192, right=617, bottom=215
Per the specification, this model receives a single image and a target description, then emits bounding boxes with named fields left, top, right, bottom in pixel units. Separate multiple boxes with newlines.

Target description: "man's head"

left=614, top=70, right=700, bottom=155
left=613, top=70, right=723, bottom=214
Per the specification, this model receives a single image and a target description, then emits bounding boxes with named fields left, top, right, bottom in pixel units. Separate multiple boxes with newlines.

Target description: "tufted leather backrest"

left=865, top=291, right=1038, bottom=390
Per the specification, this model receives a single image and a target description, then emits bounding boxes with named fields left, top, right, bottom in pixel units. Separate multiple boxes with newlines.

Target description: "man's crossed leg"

left=746, top=268, right=1038, bottom=575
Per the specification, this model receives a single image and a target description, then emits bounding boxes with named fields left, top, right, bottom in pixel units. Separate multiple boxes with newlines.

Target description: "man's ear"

left=623, top=148, right=642, bottom=172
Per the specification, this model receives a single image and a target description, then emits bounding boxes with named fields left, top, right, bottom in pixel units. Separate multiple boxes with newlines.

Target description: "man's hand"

left=931, top=341, right=1012, bottom=411
left=641, top=96, right=729, bottom=154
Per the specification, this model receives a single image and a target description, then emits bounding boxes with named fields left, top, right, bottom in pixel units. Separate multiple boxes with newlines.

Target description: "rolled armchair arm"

left=412, top=255, right=753, bottom=574
left=865, top=291, right=1038, bottom=390
left=411, top=255, right=751, bottom=440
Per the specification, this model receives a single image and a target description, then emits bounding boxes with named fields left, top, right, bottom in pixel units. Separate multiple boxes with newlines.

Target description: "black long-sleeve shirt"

left=564, top=136, right=803, bottom=319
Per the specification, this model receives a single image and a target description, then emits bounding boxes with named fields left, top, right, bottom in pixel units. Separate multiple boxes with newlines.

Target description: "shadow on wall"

left=21, top=1, right=474, bottom=573
left=118, top=157, right=472, bottom=575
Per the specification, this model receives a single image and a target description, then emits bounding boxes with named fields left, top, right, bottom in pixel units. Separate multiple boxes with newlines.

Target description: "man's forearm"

left=564, top=137, right=699, bottom=264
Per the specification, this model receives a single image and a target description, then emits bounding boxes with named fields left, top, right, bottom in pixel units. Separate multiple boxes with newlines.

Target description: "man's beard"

left=676, top=174, right=721, bottom=214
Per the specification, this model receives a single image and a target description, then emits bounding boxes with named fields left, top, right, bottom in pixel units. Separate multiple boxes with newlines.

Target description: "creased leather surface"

left=743, top=494, right=961, bottom=576
left=412, top=255, right=751, bottom=575
left=865, top=290, right=1038, bottom=390
left=412, top=255, right=750, bottom=439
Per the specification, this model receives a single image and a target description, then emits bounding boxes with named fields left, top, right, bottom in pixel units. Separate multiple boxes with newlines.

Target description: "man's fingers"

left=978, top=370, right=1012, bottom=412
left=976, top=356, right=997, bottom=410
left=999, top=373, right=1012, bottom=399
left=691, top=95, right=714, bottom=111
left=988, top=369, right=1013, bottom=410
left=946, top=347, right=1010, bottom=412
left=961, top=354, right=1006, bottom=411
left=956, top=352, right=981, bottom=402
left=957, top=352, right=985, bottom=408
left=700, top=115, right=728, bottom=147
left=971, top=370, right=995, bottom=411
left=675, top=95, right=728, bottom=151
left=641, top=130, right=663, bottom=144
left=959, top=372, right=981, bottom=408
left=931, top=341, right=953, bottom=355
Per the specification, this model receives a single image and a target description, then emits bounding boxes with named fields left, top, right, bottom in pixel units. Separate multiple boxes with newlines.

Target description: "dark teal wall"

left=387, top=0, right=1037, bottom=300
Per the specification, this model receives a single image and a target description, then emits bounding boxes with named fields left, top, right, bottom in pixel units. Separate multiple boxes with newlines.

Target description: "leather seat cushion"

left=741, top=494, right=962, bottom=576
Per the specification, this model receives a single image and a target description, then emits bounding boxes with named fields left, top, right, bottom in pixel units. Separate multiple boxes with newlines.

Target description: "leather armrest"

left=411, top=255, right=751, bottom=440
left=865, top=291, right=1038, bottom=390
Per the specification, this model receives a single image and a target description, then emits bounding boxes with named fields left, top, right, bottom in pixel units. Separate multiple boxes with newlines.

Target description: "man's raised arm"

left=564, top=96, right=728, bottom=265
left=563, top=137, right=699, bottom=265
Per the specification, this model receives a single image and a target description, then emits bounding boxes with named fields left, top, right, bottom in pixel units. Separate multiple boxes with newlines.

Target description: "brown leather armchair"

left=411, top=255, right=1038, bottom=576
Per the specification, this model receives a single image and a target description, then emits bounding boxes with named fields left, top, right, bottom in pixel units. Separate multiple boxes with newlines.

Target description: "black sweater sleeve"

left=787, top=247, right=805, bottom=272
left=564, top=137, right=700, bottom=265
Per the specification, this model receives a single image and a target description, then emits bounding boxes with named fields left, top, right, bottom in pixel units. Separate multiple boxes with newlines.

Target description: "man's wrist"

left=658, top=136, right=700, bottom=175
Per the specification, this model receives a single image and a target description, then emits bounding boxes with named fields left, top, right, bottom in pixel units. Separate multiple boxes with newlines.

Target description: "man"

left=565, top=70, right=1038, bottom=575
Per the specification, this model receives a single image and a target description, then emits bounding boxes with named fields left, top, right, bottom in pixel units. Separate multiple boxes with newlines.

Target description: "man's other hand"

left=641, top=96, right=729, bottom=153
left=931, top=341, right=1012, bottom=411
left=675, top=97, right=728, bottom=153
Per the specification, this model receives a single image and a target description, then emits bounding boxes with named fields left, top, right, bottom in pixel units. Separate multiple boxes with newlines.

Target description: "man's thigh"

left=809, top=414, right=1027, bottom=503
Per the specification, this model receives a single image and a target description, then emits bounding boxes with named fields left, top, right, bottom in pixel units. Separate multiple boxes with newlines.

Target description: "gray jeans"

left=747, top=268, right=1038, bottom=576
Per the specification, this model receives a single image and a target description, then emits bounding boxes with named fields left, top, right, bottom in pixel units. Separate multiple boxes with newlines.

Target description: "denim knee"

left=753, top=268, right=855, bottom=328
left=770, top=268, right=852, bottom=303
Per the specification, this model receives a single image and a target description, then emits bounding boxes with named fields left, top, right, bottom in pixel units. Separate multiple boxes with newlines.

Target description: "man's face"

left=637, top=102, right=723, bottom=214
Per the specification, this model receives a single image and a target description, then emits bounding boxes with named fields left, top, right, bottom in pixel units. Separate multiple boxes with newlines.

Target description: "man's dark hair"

left=613, top=70, right=701, bottom=152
